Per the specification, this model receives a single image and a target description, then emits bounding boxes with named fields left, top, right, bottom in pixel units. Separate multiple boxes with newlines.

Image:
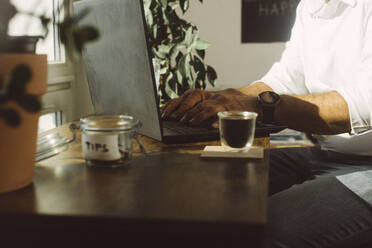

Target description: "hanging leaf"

left=8, top=65, right=32, bottom=96
left=152, top=24, right=158, bottom=39
left=153, top=47, right=165, bottom=59
left=164, top=73, right=178, bottom=99
left=160, top=0, right=168, bottom=8
left=196, top=49, right=205, bottom=59
left=176, top=70, right=183, bottom=85
left=161, top=7, right=169, bottom=25
left=0, top=108, right=21, bottom=127
left=15, top=94, right=41, bottom=113
left=180, top=0, right=190, bottom=13
left=207, top=65, right=217, bottom=86
left=193, top=55, right=206, bottom=81
left=153, top=43, right=174, bottom=59
left=169, top=2, right=179, bottom=10
left=143, top=0, right=152, bottom=10
left=183, top=26, right=193, bottom=46
left=194, top=39, right=211, bottom=50
left=159, top=43, right=174, bottom=54
left=146, top=11, right=154, bottom=27
left=175, top=51, right=184, bottom=66
left=170, top=44, right=180, bottom=62
left=178, top=54, right=191, bottom=81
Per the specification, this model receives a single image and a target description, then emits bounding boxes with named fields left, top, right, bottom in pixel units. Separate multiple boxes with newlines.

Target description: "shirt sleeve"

left=257, top=1, right=308, bottom=95
left=335, top=6, right=372, bottom=135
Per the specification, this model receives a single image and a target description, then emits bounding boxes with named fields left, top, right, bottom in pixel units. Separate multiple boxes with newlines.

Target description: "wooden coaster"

left=201, top=146, right=264, bottom=158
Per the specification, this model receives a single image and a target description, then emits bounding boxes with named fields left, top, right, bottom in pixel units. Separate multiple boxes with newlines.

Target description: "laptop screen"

left=74, top=0, right=163, bottom=141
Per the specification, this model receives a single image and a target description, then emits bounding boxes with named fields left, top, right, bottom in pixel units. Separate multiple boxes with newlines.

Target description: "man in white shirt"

left=162, top=0, right=372, bottom=247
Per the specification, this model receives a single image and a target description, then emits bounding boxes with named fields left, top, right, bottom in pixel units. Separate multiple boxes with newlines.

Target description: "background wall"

left=184, top=0, right=286, bottom=90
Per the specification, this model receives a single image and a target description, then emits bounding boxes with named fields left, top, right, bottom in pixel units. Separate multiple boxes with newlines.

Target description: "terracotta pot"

left=0, top=54, right=47, bottom=193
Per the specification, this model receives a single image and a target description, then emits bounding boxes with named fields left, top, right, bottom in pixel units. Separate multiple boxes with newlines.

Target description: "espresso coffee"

left=220, top=117, right=255, bottom=148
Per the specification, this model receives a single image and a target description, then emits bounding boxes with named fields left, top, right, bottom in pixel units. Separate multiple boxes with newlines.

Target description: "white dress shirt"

left=259, top=0, right=372, bottom=156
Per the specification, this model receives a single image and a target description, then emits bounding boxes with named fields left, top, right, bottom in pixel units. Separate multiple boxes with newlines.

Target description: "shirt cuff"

left=336, top=88, right=372, bottom=135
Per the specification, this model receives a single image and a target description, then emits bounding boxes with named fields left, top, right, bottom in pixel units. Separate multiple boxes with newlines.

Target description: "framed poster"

left=242, top=0, right=300, bottom=43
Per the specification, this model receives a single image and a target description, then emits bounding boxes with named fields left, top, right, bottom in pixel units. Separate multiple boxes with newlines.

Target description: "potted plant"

left=0, top=0, right=99, bottom=193
left=143, top=0, right=218, bottom=104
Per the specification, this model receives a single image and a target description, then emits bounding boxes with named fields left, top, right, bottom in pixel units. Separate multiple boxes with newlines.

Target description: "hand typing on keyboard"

left=161, top=88, right=260, bottom=128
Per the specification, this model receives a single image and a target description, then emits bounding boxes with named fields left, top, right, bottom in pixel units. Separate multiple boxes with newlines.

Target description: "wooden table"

left=0, top=124, right=270, bottom=247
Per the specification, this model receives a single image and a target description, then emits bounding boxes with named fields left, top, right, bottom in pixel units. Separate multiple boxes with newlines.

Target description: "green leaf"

left=183, top=26, right=193, bottom=46
left=196, top=49, right=205, bottom=59
left=143, top=0, right=152, bottom=9
left=199, top=79, right=206, bottom=89
left=187, top=77, right=195, bottom=88
left=164, top=73, right=179, bottom=99
left=180, top=0, right=190, bottom=13
left=146, top=11, right=154, bottom=26
left=188, top=32, right=199, bottom=53
left=176, top=70, right=183, bottom=85
left=158, top=43, right=173, bottom=55
left=175, top=51, right=184, bottom=65
left=152, top=43, right=173, bottom=59
left=160, top=0, right=168, bottom=8
left=207, top=65, right=217, bottom=86
left=152, top=47, right=166, bottom=59
left=159, top=65, right=168, bottom=74
left=178, top=54, right=191, bottom=81
left=161, top=8, right=169, bottom=25
left=193, top=55, right=206, bottom=81
left=152, top=24, right=158, bottom=39
left=169, top=2, right=179, bottom=10
left=170, top=44, right=180, bottom=62
left=194, top=39, right=211, bottom=50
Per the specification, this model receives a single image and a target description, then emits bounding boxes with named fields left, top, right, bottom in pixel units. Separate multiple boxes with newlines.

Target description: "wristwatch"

left=257, top=91, right=281, bottom=124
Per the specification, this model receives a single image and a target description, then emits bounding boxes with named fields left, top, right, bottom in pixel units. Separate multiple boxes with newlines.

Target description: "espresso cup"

left=217, top=111, right=258, bottom=150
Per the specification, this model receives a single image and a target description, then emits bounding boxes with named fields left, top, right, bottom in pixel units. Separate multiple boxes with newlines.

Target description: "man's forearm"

left=237, top=82, right=351, bottom=135
left=275, top=91, right=351, bottom=135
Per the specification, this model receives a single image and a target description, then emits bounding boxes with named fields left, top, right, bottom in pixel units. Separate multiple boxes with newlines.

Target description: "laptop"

left=73, top=0, right=285, bottom=144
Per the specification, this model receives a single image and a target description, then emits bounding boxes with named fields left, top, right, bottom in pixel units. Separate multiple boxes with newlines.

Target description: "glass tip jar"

left=77, top=115, right=145, bottom=167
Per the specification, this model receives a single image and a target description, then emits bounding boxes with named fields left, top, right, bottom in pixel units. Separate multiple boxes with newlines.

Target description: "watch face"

left=260, top=91, right=280, bottom=105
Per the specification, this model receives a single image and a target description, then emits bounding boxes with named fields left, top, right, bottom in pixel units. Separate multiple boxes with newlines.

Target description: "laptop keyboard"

left=162, top=121, right=217, bottom=135
left=163, top=120, right=269, bottom=135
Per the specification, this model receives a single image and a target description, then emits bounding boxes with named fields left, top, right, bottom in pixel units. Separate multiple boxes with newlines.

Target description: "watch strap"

left=258, top=91, right=280, bottom=125
left=261, top=105, right=275, bottom=124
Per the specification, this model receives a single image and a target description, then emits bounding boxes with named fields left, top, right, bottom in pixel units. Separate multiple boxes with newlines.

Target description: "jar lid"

left=80, top=115, right=137, bottom=131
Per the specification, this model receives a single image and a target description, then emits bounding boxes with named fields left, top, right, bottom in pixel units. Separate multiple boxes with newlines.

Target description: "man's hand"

left=161, top=88, right=259, bottom=128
